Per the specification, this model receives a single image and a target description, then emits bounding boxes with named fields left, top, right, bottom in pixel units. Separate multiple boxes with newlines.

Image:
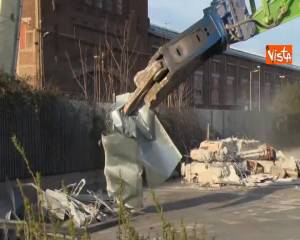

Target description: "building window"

left=239, top=67, right=249, bottom=106
left=19, top=18, right=34, bottom=50
left=227, top=64, right=236, bottom=77
left=264, top=72, right=273, bottom=104
left=226, top=76, right=235, bottom=105
left=226, top=63, right=236, bottom=105
left=85, top=0, right=93, bottom=6
left=211, top=60, right=220, bottom=75
left=26, top=31, right=34, bottom=49
left=95, top=0, right=104, bottom=9
left=253, top=80, right=259, bottom=109
left=116, top=0, right=123, bottom=14
left=106, top=0, right=113, bottom=12
left=264, top=81, right=271, bottom=103
left=211, top=73, right=220, bottom=105
left=193, top=71, right=203, bottom=105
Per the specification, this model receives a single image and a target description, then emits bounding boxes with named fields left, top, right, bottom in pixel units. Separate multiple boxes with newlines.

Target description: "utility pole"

left=258, top=65, right=261, bottom=112
left=249, top=70, right=252, bottom=111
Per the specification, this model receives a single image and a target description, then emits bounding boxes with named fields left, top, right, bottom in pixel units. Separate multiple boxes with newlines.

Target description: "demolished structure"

left=42, top=179, right=115, bottom=227
left=2, top=179, right=116, bottom=231
left=182, top=138, right=299, bottom=187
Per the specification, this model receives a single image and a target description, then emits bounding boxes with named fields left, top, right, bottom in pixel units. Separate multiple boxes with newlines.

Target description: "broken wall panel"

left=102, top=134, right=143, bottom=209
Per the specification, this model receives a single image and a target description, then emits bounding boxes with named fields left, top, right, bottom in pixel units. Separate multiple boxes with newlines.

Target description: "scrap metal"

left=1, top=179, right=116, bottom=229
left=102, top=93, right=181, bottom=209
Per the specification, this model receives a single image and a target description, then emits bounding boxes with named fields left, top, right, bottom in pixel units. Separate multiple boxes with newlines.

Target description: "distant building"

left=148, top=24, right=300, bottom=111
left=17, top=1, right=300, bottom=111
left=17, top=0, right=150, bottom=98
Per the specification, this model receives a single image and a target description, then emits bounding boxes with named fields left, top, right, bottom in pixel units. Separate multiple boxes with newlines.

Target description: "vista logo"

left=266, top=45, right=293, bottom=65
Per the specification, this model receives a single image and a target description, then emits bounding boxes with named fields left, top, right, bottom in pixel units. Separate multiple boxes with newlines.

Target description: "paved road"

left=92, top=180, right=300, bottom=240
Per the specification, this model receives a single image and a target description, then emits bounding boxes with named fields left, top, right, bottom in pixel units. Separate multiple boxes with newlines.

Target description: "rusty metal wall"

left=0, top=98, right=106, bottom=181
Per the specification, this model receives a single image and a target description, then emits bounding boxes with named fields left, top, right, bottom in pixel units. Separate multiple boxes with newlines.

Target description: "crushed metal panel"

left=104, top=95, right=182, bottom=204
left=135, top=105, right=155, bottom=140
left=137, top=113, right=182, bottom=187
left=102, top=134, right=143, bottom=209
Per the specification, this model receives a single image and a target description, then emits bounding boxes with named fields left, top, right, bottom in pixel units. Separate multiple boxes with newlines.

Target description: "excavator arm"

left=252, top=0, right=300, bottom=33
left=123, top=0, right=300, bottom=115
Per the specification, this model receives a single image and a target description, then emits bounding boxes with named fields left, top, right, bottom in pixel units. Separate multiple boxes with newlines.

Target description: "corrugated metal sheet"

left=0, top=0, right=21, bottom=74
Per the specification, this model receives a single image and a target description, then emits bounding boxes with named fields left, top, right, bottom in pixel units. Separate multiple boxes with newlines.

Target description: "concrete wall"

left=159, top=107, right=300, bottom=153
left=193, top=110, right=277, bottom=143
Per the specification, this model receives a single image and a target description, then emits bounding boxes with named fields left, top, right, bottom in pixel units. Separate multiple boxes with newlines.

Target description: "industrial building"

left=17, top=0, right=150, bottom=96
left=17, top=0, right=300, bottom=110
left=149, top=24, right=300, bottom=111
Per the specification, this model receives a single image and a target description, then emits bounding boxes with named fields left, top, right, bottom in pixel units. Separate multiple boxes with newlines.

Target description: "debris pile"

left=3, top=179, right=116, bottom=229
left=43, top=179, right=115, bottom=227
left=181, top=138, right=299, bottom=187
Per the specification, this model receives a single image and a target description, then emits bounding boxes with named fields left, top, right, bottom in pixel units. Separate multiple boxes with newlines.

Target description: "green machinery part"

left=251, top=0, right=300, bottom=33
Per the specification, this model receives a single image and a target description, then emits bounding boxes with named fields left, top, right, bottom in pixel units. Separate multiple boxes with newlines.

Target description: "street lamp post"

left=257, top=66, right=261, bottom=112
left=279, top=75, right=286, bottom=87
left=249, top=71, right=253, bottom=111
left=249, top=67, right=260, bottom=111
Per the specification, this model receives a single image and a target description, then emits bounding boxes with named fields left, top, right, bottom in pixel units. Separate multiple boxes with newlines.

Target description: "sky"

left=148, top=0, right=300, bottom=66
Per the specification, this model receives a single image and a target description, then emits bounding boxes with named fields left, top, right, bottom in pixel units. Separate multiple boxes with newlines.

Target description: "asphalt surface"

left=92, top=180, right=300, bottom=240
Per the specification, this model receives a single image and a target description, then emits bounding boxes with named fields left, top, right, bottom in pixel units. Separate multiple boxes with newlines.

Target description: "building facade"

left=17, top=1, right=300, bottom=111
left=17, top=0, right=150, bottom=99
left=149, top=25, right=300, bottom=111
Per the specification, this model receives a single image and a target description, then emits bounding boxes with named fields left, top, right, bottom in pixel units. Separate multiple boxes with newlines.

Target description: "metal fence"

left=1, top=96, right=299, bottom=181
left=0, top=98, right=106, bottom=181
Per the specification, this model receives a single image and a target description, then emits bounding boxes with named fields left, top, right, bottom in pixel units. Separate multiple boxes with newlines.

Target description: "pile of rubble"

left=181, top=138, right=300, bottom=187
left=3, top=179, right=116, bottom=229
left=42, top=179, right=116, bottom=227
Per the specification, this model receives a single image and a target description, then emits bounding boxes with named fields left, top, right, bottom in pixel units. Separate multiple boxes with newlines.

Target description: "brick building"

left=17, top=0, right=150, bottom=98
left=149, top=25, right=300, bottom=111
left=17, top=0, right=300, bottom=111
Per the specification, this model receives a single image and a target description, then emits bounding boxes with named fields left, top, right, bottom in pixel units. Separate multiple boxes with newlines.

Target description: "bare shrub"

left=66, top=21, right=140, bottom=103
